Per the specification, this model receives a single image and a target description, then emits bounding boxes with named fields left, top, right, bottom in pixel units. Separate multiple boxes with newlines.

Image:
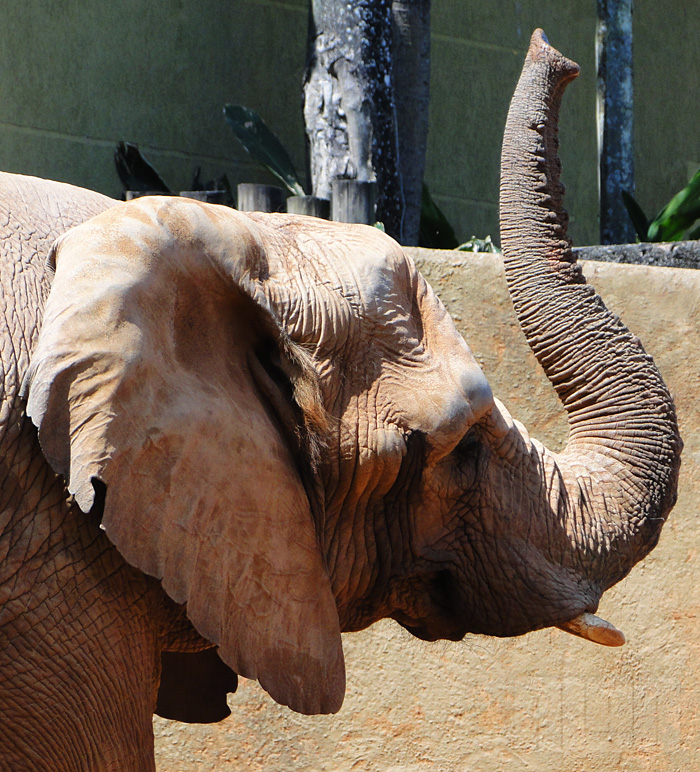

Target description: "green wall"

left=0, top=1, right=698, bottom=247
left=0, top=1, right=309, bottom=201
left=427, top=0, right=700, bottom=247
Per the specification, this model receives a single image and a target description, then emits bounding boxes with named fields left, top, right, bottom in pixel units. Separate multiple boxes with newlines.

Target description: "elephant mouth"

left=394, top=617, right=465, bottom=643
left=395, top=602, right=626, bottom=650
left=390, top=569, right=470, bottom=642
left=389, top=566, right=626, bottom=648
left=399, top=611, right=626, bottom=648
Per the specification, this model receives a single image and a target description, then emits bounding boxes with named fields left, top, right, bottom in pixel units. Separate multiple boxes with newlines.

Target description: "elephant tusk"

left=556, top=613, right=626, bottom=647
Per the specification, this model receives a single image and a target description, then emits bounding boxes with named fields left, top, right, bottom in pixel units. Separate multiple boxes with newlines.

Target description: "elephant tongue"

left=557, top=613, right=626, bottom=647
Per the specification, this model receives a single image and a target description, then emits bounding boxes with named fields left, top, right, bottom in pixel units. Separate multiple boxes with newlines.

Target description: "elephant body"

left=0, top=175, right=195, bottom=769
left=0, top=32, right=681, bottom=771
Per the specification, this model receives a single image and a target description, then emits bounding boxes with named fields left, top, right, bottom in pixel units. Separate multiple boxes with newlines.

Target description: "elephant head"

left=22, top=30, right=680, bottom=717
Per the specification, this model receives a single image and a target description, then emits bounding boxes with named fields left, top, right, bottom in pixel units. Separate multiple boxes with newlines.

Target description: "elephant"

left=0, top=30, right=680, bottom=771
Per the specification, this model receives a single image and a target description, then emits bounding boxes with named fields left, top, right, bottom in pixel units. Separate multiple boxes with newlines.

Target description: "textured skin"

left=24, top=200, right=492, bottom=717
left=0, top=31, right=681, bottom=772
left=0, top=175, right=158, bottom=771
left=0, top=176, right=149, bottom=769
left=498, top=31, right=681, bottom=587
left=0, top=176, right=226, bottom=772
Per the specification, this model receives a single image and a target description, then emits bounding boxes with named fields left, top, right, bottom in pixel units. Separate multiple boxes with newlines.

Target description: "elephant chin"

left=396, top=612, right=625, bottom=648
left=394, top=618, right=465, bottom=644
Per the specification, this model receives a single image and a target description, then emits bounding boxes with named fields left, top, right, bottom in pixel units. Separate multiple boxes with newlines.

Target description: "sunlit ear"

left=24, top=198, right=345, bottom=714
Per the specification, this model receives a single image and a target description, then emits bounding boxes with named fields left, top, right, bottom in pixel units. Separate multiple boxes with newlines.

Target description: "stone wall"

left=576, top=241, right=700, bottom=269
left=153, top=250, right=700, bottom=771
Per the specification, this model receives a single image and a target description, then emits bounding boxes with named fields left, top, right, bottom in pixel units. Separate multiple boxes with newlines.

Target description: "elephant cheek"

left=418, top=366, right=493, bottom=464
left=428, top=374, right=494, bottom=464
left=447, top=365, right=492, bottom=440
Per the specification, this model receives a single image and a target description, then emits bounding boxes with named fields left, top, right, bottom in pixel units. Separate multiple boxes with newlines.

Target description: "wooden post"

left=179, top=190, right=229, bottom=205
left=286, top=196, right=331, bottom=219
left=597, top=0, right=635, bottom=244
left=236, top=183, right=287, bottom=213
left=125, top=191, right=168, bottom=200
left=331, top=180, right=376, bottom=225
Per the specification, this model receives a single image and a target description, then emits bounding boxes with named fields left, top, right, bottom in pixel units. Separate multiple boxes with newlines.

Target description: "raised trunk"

left=499, top=31, right=680, bottom=588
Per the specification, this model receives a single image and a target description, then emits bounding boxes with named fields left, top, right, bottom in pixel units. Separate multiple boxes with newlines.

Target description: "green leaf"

left=457, top=235, right=500, bottom=254
left=114, top=141, right=172, bottom=194
left=224, top=105, right=305, bottom=196
left=621, top=190, right=650, bottom=242
left=418, top=184, right=459, bottom=249
left=648, top=168, right=700, bottom=241
left=687, top=221, right=700, bottom=241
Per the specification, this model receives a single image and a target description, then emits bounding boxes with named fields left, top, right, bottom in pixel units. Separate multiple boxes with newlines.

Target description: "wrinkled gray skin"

left=0, top=31, right=680, bottom=772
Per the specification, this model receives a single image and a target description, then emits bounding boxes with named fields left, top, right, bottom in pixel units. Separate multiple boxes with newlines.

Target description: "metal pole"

left=597, top=0, right=635, bottom=244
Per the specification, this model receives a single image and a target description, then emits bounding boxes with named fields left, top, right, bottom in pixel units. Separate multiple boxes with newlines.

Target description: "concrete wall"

left=1, top=3, right=699, bottom=247
left=0, top=1, right=308, bottom=201
left=428, top=1, right=700, bottom=247
left=153, top=251, right=700, bottom=771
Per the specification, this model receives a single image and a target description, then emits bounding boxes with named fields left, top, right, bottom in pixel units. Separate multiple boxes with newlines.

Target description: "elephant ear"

left=23, top=197, right=344, bottom=715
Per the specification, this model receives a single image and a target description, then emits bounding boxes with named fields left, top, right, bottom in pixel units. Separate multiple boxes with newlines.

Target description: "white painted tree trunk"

left=303, top=0, right=430, bottom=244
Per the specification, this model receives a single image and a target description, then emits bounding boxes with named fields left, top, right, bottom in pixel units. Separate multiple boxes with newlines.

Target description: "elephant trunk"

left=499, top=31, right=680, bottom=598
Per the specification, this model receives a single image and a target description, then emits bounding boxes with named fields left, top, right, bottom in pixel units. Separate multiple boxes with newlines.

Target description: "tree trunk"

left=303, top=0, right=430, bottom=245
left=597, top=0, right=635, bottom=244
left=391, top=0, right=431, bottom=245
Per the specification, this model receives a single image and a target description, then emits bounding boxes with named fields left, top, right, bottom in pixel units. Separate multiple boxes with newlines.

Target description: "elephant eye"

left=453, top=428, right=479, bottom=458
